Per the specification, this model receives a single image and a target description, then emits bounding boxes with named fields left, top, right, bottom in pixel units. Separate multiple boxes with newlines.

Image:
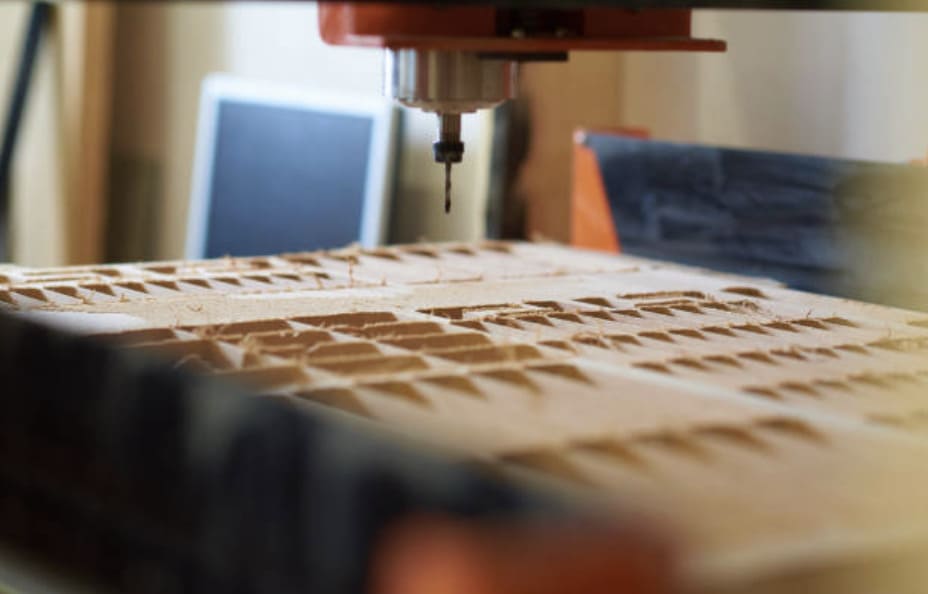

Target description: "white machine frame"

left=186, top=73, right=397, bottom=259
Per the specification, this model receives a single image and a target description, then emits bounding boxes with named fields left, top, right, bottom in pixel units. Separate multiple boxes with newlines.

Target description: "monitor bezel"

left=186, top=73, right=397, bottom=259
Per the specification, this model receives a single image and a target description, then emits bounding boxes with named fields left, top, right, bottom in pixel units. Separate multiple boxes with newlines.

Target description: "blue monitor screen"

left=204, top=100, right=373, bottom=258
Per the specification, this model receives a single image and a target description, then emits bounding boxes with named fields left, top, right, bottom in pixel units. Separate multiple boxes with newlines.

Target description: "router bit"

left=444, top=161, right=452, bottom=213
left=386, top=50, right=517, bottom=214
left=434, top=113, right=463, bottom=213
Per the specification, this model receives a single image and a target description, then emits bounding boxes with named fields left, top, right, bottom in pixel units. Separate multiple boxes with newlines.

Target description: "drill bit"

left=434, top=113, right=463, bottom=215
left=444, top=160, right=452, bottom=213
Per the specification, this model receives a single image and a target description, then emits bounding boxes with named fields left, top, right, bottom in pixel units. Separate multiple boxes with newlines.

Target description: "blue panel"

left=583, top=133, right=928, bottom=308
left=205, top=100, right=373, bottom=258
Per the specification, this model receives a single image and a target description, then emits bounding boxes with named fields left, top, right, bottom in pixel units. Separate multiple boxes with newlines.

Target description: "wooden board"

left=3, top=242, right=928, bottom=592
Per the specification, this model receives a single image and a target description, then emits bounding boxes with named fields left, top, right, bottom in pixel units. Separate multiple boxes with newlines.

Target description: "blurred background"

left=1, top=2, right=927, bottom=267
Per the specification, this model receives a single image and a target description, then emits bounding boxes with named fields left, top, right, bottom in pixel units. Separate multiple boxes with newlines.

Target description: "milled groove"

left=692, top=425, right=769, bottom=451
left=44, top=286, right=81, bottom=301
left=447, top=297, right=783, bottom=330
left=469, top=310, right=867, bottom=351
left=307, top=354, right=429, bottom=377
left=383, top=333, right=491, bottom=351
left=448, top=244, right=479, bottom=256
left=113, top=281, right=149, bottom=294
left=96, top=328, right=180, bottom=344
left=362, top=248, right=401, bottom=261
left=500, top=416, right=825, bottom=484
left=432, top=344, right=544, bottom=364
left=191, top=319, right=293, bottom=337
left=421, top=303, right=527, bottom=320
left=744, top=387, right=782, bottom=400
left=869, top=336, right=928, bottom=352
left=755, top=417, right=825, bottom=442
left=617, top=290, right=708, bottom=300
left=0, top=259, right=348, bottom=304
left=573, top=439, right=647, bottom=468
left=723, top=286, right=769, bottom=299
left=639, top=331, right=674, bottom=343
left=240, top=330, right=334, bottom=350
left=498, top=450, right=591, bottom=485
left=479, top=241, right=513, bottom=253
left=742, top=369, right=928, bottom=403
left=132, top=339, right=243, bottom=371
left=452, top=320, right=487, bottom=332
left=293, top=373, right=487, bottom=407
left=280, top=254, right=322, bottom=266
left=419, top=375, right=483, bottom=397
left=575, top=297, right=613, bottom=307
left=217, top=365, right=309, bottom=390
left=869, top=410, right=928, bottom=433
left=304, top=342, right=381, bottom=360
left=403, top=246, right=440, bottom=259
left=293, top=311, right=398, bottom=327
left=634, top=361, right=673, bottom=375
left=344, top=320, right=444, bottom=339
left=177, top=278, right=212, bottom=290
left=527, top=363, right=593, bottom=385
left=147, top=280, right=181, bottom=292
left=478, top=368, right=541, bottom=392
left=574, top=329, right=924, bottom=377
left=634, top=431, right=712, bottom=461
left=363, top=381, right=431, bottom=407
left=12, top=287, right=48, bottom=302
left=102, top=311, right=584, bottom=400
left=294, top=387, right=372, bottom=417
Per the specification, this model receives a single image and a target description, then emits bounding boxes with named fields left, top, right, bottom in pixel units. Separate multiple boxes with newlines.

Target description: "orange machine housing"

left=318, top=3, right=726, bottom=53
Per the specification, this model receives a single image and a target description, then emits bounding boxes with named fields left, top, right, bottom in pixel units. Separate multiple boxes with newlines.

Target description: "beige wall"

left=620, top=11, right=928, bottom=162
left=0, top=3, right=65, bottom=266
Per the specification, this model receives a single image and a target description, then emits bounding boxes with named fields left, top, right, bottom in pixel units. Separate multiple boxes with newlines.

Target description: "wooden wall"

left=60, top=3, right=115, bottom=265
left=515, top=53, right=624, bottom=242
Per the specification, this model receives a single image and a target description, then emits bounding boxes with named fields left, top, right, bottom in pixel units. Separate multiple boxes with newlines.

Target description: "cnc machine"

left=1, top=2, right=928, bottom=594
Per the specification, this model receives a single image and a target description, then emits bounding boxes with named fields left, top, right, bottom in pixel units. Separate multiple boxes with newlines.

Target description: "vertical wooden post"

left=515, top=54, right=624, bottom=242
left=58, top=2, right=114, bottom=265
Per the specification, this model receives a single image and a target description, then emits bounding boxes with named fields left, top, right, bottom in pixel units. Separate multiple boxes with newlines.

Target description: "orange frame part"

left=318, top=3, right=726, bottom=53
left=370, top=515, right=674, bottom=594
left=570, top=128, right=650, bottom=254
